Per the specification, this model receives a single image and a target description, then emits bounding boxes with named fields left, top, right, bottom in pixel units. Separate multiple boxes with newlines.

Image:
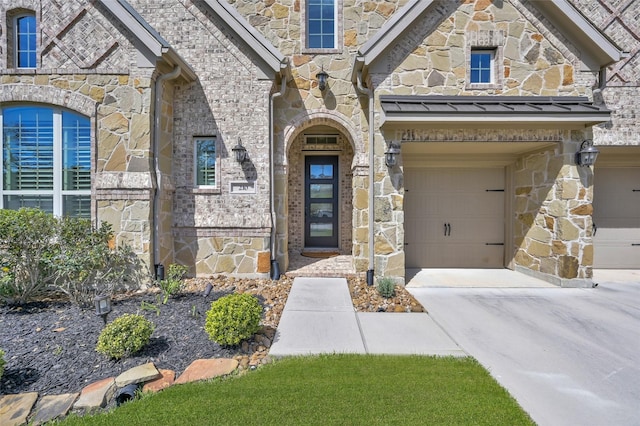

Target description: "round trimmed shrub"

left=96, top=314, right=155, bottom=359
left=0, top=349, right=5, bottom=379
left=205, top=293, right=262, bottom=346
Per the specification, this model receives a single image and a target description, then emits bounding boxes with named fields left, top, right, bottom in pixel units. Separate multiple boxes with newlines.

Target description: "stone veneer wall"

left=366, top=0, right=599, bottom=283
left=129, top=0, right=276, bottom=277
left=513, top=134, right=594, bottom=286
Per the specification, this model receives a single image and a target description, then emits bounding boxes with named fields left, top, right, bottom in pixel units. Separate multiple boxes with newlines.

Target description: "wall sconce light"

left=575, top=139, right=599, bottom=167
left=316, top=66, right=329, bottom=91
left=94, top=294, right=112, bottom=325
left=385, top=142, right=401, bottom=167
left=232, top=138, right=248, bottom=163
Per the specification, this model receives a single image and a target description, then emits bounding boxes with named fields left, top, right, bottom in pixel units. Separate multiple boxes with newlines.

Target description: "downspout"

left=152, top=65, right=181, bottom=279
left=269, top=69, right=287, bottom=280
left=355, top=64, right=375, bottom=286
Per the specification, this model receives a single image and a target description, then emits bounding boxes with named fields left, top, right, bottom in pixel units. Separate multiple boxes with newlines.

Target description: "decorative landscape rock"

left=31, top=393, right=78, bottom=426
left=0, top=393, right=38, bottom=426
left=115, top=362, right=161, bottom=387
left=142, top=369, right=175, bottom=393
left=174, top=358, right=239, bottom=385
left=73, top=377, right=116, bottom=411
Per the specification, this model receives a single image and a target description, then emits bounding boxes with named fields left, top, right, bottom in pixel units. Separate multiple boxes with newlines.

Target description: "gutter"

left=354, top=58, right=375, bottom=286
left=152, top=65, right=182, bottom=279
left=269, top=62, right=289, bottom=280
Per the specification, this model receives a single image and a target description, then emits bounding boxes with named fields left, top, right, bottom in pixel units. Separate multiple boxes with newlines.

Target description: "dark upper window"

left=15, top=14, right=37, bottom=68
left=470, top=50, right=494, bottom=84
left=307, top=0, right=336, bottom=49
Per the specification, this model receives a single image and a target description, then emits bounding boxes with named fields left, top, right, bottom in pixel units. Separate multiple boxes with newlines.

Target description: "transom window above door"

left=1, top=106, right=91, bottom=218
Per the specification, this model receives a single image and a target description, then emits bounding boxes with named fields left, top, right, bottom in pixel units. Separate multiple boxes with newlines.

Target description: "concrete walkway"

left=269, top=277, right=464, bottom=357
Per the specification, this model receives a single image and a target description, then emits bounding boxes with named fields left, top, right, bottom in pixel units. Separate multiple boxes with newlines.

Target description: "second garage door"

left=404, top=168, right=505, bottom=268
left=592, top=167, right=640, bottom=269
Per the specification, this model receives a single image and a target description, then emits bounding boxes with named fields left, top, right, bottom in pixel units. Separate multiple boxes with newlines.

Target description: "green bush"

left=205, top=293, right=262, bottom=346
left=0, top=208, right=143, bottom=306
left=0, top=209, right=57, bottom=303
left=376, top=277, right=396, bottom=298
left=0, top=349, right=5, bottom=379
left=96, top=314, right=155, bottom=359
left=157, top=264, right=188, bottom=304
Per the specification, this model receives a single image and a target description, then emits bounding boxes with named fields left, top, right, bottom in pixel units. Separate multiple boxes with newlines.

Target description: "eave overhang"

left=380, top=96, right=611, bottom=129
left=98, top=0, right=197, bottom=82
left=203, top=0, right=288, bottom=80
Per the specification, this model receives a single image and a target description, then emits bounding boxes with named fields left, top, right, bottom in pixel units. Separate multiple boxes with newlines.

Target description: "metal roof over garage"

left=380, top=96, right=611, bottom=128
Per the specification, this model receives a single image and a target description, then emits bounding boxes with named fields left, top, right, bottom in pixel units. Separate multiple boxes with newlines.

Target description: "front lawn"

left=61, top=355, right=533, bottom=425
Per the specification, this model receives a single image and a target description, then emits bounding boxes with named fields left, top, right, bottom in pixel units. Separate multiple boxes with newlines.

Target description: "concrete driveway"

left=408, top=272, right=640, bottom=426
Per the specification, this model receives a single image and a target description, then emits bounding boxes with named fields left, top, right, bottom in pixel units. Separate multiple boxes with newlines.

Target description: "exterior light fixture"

left=385, top=141, right=401, bottom=167
left=575, top=139, right=599, bottom=167
left=232, top=138, right=248, bottom=163
left=316, top=66, right=329, bottom=91
left=94, top=294, right=112, bottom=325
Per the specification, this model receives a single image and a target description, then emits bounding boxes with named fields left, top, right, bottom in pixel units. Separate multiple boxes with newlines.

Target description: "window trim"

left=193, top=136, right=219, bottom=190
left=1, top=105, right=92, bottom=217
left=302, top=0, right=343, bottom=54
left=470, top=49, right=495, bottom=84
left=13, top=12, right=37, bottom=69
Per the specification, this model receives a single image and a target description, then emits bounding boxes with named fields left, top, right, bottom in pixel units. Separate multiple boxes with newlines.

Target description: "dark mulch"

left=0, top=288, right=249, bottom=396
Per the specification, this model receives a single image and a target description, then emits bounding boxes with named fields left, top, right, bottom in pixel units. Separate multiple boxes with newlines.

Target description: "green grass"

left=61, top=355, right=533, bottom=425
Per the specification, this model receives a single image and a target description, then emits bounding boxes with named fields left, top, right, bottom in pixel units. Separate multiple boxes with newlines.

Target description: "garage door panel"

left=405, top=167, right=504, bottom=268
left=593, top=167, right=640, bottom=269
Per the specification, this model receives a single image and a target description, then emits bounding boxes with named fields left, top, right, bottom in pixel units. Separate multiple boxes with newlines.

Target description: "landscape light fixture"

left=94, top=294, right=112, bottom=325
left=575, top=139, right=599, bottom=167
left=385, top=142, right=401, bottom=167
left=232, top=138, right=248, bottom=163
left=316, top=66, right=329, bottom=91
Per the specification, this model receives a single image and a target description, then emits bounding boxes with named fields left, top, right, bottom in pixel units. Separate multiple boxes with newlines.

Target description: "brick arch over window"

left=283, top=109, right=362, bottom=167
left=0, top=84, right=97, bottom=118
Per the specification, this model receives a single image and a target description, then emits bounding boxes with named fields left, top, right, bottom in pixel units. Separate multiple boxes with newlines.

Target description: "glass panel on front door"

left=305, top=156, right=338, bottom=247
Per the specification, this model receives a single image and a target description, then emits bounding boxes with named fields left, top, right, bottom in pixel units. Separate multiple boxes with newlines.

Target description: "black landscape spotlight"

left=94, top=294, right=112, bottom=325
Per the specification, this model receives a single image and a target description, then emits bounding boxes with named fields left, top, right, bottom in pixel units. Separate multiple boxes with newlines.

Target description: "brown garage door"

left=593, top=168, right=640, bottom=268
left=404, top=168, right=505, bottom=268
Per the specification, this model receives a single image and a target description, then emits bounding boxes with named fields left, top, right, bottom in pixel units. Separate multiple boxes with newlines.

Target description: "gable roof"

left=98, top=0, right=196, bottom=82
left=380, top=95, right=611, bottom=128
left=203, top=0, right=288, bottom=78
left=352, top=0, right=624, bottom=84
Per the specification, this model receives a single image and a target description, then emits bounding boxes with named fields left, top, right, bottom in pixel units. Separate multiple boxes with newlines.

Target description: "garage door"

left=592, top=168, right=640, bottom=268
left=404, top=168, right=505, bottom=268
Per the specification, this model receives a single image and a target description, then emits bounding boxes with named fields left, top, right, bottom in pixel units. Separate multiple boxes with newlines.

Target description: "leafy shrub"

left=157, top=264, right=188, bottom=304
left=52, top=218, right=140, bottom=307
left=96, top=314, right=155, bottom=359
left=0, top=349, right=5, bottom=379
left=0, top=209, right=58, bottom=303
left=205, top=293, right=262, bottom=346
left=0, top=208, right=143, bottom=306
left=376, top=277, right=396, bottom=298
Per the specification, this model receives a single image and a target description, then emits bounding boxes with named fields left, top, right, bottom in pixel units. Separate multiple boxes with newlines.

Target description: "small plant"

left=205, top=293, right=262, bottom=346
left=140, top=301, right=160, bottom=316
left=96, top=314, right=155, bottom=359
left=376, top=277, right=396, bottom=298
left=157, top=264, right=188, bottom=304
left=0, top=349, right=5, bottom=379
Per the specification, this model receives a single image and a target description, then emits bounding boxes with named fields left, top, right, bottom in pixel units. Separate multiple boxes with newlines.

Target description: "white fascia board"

left=204, top=0, right=286, bottom=75
left=544, top=0, right=623, bottom=65
left=359, top=0, right=435, bottom=66
left=99, top=0, right=164, bottom=56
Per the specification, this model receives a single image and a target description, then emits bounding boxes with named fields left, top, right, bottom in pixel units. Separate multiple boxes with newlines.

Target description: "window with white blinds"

left=1, top=106, right=91, bottom=218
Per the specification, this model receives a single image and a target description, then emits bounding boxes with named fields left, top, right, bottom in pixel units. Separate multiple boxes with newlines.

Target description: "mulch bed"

left=0, top=275, right=424, bottom=396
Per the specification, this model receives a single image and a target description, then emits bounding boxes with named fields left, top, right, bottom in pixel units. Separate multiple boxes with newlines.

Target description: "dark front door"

left=305, top=156, right=339, bottom=248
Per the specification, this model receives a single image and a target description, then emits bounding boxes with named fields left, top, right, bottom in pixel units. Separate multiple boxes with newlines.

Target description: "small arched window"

left=15, top=13, right=37, bottom=68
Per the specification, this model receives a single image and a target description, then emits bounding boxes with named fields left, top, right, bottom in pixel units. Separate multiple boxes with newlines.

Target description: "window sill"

left=187, top=187, right=221, bottom=195
left=302, top=48, right=341, bottom=55
left=466, top=83, right=502, bottom=90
